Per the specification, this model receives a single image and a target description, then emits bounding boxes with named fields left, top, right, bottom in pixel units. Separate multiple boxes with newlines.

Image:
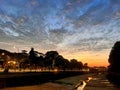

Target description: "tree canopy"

left=108, top=41, right=120, bottom=73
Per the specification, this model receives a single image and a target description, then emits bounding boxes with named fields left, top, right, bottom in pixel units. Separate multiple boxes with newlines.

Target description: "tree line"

left=0, top=48, right=88, bottom=70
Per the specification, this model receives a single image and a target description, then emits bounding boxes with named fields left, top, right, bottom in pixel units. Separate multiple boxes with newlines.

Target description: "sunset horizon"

left=0, top=0, right=120, bottom=68
left=0, top=46, right=110, bottom=67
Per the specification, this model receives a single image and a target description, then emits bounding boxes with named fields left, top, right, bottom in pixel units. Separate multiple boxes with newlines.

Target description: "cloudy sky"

left=0, top=0, right=120, bottom=66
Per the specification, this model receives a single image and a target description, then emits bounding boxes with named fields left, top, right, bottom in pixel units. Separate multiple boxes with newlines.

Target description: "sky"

left=0, top=0, right=120, bottom=67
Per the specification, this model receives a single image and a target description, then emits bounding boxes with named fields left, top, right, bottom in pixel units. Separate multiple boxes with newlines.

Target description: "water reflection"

left=84, top=75, right=119, bottom=90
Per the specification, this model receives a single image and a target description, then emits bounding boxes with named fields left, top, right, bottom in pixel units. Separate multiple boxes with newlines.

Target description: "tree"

left=69, top=59, right=83, bottom=70
left=29, top=48, right=45, bottom=68
left=44, top=51, right=59, bottom=69
left=55, top=55, right=64, bottom=68
left=108, top=41, right=120, bottom=73
left=29, top=48, right=36, bottom=65
left=62, top=59, right=70, bottom=70
left=22, top=50, right=27, bottom=54
left=55, top=55, right=70, bottom=70
left=78, top=61, right=83, bottom=70
left=83, top=63, right=88, bottom=69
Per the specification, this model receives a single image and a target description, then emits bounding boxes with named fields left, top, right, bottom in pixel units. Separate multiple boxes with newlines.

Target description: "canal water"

left=1, top=73, right=120, bottom=90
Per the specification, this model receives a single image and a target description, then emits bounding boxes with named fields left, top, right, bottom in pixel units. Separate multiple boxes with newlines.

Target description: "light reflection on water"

left=85, top=77, right=120, bottom=90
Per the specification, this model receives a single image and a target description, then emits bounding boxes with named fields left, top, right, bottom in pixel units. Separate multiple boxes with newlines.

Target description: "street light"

left=2, top=53, right=5, bottom=56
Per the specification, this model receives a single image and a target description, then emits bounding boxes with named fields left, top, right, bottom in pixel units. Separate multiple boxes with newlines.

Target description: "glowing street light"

left=2, top=53, right=5, bottom=56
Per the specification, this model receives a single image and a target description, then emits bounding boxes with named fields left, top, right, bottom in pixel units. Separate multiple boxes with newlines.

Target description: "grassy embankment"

left=0, top=71, right=86, bottom=88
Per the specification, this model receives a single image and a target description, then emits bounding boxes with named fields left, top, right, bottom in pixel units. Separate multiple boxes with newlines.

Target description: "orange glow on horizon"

left=12, top=47, right=110, bottom=67
left=62, top=49, right=110, bottom=67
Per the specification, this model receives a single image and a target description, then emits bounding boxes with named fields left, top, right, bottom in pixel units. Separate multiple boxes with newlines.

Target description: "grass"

left=0, top=71, right=84, bottom=88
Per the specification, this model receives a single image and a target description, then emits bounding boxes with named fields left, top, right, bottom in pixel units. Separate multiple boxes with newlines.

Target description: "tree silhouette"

left=55, top=55, right=64, bottom=68
left=44, top=51, right=59, bottom=69
left=69, top=59, right=83, bottom=70
left=55, top=55, right=70, bottom=70
left=108, top=41, right=120, bottom=73
left=22, top=50, right=27, bottom=54
left=0, top=48, right=86, bottom=71
left=78, top=61, right=83, bottom=70
left=29, top=48, right=45, bottom=68
left=29, top=48, right=36, bottom=65
left=63, top=59, right=70, bottom=70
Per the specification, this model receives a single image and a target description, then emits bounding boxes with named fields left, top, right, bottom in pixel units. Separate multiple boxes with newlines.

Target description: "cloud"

left=57, top=18, right=120, bottom=52
left=1, top=27, right=19, bottom=37
left=0, top=0, right=120, bottom=54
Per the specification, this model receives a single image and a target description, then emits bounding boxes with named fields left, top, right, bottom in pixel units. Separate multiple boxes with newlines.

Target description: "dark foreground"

left=84, top=73, right=120, bottom=90
left=0, top=71, right=84, bottom=89
left=2, top=72, right=120, bottom=90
